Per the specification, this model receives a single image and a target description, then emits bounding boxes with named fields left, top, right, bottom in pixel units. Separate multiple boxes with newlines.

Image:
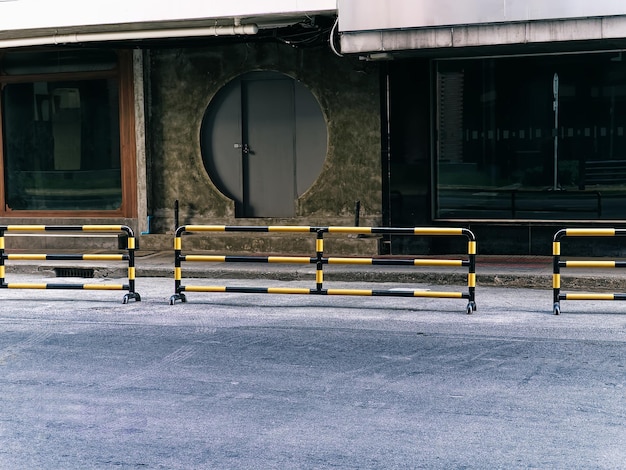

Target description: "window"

left=435, top=52, right=626, bottom=221
left=0, top=49, right=136, bottom=216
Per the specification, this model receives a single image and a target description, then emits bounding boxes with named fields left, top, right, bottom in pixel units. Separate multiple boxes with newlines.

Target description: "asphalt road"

left=1, top=275, right=625, bottom=469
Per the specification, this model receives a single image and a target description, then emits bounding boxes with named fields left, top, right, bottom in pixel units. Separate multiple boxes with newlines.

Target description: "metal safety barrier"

left=553, top=228, right=626, bottom=315
left=169, top=225, right=477, bottom=314
left=0, top=225, right=141, bottom=304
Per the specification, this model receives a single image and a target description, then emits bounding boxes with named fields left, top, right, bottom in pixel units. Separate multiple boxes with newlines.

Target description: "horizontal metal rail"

left=552, top=228, right=626, bottom=314
left=0, top=225, right=141, bottom=303
left=170, top=225, right=477, bottom=314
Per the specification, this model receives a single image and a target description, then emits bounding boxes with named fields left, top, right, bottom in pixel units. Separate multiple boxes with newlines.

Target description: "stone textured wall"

left=147, top=42, right=381, bottom=233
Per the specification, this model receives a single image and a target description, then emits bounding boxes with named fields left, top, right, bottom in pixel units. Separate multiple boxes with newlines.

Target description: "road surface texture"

left=0, top=275, right=625, bottom=469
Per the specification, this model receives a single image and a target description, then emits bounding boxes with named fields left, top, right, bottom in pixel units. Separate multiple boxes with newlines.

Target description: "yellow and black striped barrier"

left=552, top=228, right=626, bottom=314
left=169, top=225, right=477, bottom=314
left=0, top=225, right=141, bottom=303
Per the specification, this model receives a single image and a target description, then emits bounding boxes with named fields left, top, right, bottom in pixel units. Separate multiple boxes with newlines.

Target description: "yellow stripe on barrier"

left=316, top=270, right=323, bottom=284
left=128, top=237, right=135, bottom=250
left=186, top=255, right=226, bottom=262
left=83, top=254, right=125, bottom=261
left=327, top=288, right=373, bottom=296
left=565, top=228, right=615, bottom=237
left=328, top=258, right=373, bottom=265
left=468, top=240, right=476, bottom=255
left=83, top=284, right=125, bottom=290
left=565, top=293, right=615, bottom=300
left=82, top=225, right=123, bottom=231
left=564, top=261, right=616, bottom=268
left=128, top=267, right=135, bottom=280
left=184, top=285, right=228, bottom=292
left=415, top=291, right=464, bottom=298
left=6, top=225, right=46, bottom=231
left=553, top=241, right=560, bottom=256
left=553, top=274, right=560, bottom=289
left=414, top=227, right=463, bottom=235
left=174, top=237, right=182, bottom=250
left=328, top=227, right=373, bottom=234
left=0, top=266, right=4, bottom=277
left=268, top=256, right=311, bottom=264
left=268, top=287, right=311, bottom=294
left=0, top=237, right=4, bottom=249
left=6, top=283, right=48, bottom=289
left=316, top=238, right=323, bottom=252
left=268, top=226, right=312, bottom=233
left=185, top=225, right=226, bottom=232
left=414, top=259, right=463, bottom=267
left=7, top=254, right=47, bottom=261
left=468, top=273, right=476, bottom=287
left=174, top=267, right=182, bottom=281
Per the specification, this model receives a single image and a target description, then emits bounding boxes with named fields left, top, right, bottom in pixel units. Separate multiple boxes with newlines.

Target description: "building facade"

left=0, top=1, right=385, bottom=253
left=339, top=0, right=626, bottom=255
left=3, top=1, right=626, bottom=255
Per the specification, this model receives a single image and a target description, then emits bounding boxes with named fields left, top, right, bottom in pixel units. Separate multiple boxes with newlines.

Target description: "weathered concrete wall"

left=147, top=41, right=381, bottom=233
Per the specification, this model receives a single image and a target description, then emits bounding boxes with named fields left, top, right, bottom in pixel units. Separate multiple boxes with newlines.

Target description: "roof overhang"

left=0, top=0, right=337, bottom=48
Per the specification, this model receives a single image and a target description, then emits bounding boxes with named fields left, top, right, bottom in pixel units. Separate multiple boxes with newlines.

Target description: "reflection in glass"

left=2, top=79, right=121, bottom=210
left=436, top=52, right=626, bottom=220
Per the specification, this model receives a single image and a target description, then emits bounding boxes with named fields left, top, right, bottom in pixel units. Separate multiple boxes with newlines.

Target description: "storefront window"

left=435, top=52, right=626, bottom=220
left=2, top=80, right=121, bottom=210
left=0, top=49, right=134, bottom=215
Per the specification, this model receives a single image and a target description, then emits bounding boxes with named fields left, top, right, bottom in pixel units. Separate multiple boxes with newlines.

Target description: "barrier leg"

left=170, top=231, right=187, bottom=305
left=466, top=235, right=477, bottom=314
left=552, top=237, right=561, bottom=315
left=122, top=234, right=141, bottom=304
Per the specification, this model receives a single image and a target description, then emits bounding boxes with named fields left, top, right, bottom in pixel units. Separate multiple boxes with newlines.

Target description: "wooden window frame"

left=0, top=49, right=137, bottom=218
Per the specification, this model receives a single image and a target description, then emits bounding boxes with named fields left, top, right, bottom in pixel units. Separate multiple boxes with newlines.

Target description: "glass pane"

left=436, top=52, right=626, bottom=220
left=2, top=79, right=121, bottom=210
left=2, top=50, right=117, bottom=75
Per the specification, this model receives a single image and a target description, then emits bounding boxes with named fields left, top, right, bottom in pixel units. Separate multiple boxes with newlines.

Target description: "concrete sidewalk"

left=4, top=251, right=625, bottom=291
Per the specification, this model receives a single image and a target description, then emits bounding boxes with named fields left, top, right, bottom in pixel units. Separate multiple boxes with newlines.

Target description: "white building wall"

left=0, top=0, right=336, bottom=31
left=337, top=0, right=626, bottom=55
left=338, top=0, right=626, bottom=31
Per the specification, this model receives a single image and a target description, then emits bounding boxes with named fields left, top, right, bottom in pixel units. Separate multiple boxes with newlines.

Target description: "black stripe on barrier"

left=171, top=225, right=477, bottom=314
left=0, top=224, right=140, bottom=304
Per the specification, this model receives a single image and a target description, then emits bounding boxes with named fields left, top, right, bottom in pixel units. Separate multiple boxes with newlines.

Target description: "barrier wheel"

left=466, top=304, right=473, bottom=315
left=553, top=304, right=561, bottom=315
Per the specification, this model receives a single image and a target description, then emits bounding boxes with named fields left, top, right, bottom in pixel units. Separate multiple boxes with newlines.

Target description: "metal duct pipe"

left=0, top=24, right=259, bottom=49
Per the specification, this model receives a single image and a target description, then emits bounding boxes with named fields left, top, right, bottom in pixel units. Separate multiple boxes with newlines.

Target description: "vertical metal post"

left=552, top=230, right=563, bottom=315
left=553, top=73, right=559, bottom=191
left=315, top=230, right=324, bottom=292
left=170, top=226, right=187, bottom=304
left=123, top=226, right=141, bottom=303
left=354, top=200, right=361, bottom=227
left=174, top=200, right=180, bottom=230
left=0, top=229, right=5, bottom=287
left=465, top=229, right=477, bottom=313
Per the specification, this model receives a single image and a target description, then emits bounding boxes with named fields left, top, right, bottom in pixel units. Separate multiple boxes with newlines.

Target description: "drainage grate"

left=54, top=267, right=95, bottom=278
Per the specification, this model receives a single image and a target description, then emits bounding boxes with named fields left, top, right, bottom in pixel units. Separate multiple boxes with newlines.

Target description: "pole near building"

left=553, top=72, right=559, bottom=191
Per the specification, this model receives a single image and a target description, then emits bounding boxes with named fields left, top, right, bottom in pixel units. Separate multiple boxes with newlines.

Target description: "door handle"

left=234, top=143, right=251, bottom=154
